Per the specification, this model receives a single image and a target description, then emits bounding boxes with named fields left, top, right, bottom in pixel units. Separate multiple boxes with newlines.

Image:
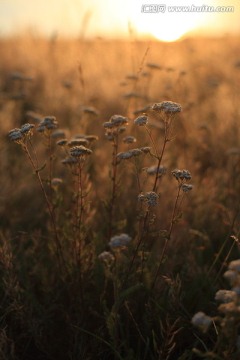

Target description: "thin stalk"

left=22, top=143, right=64, bottom=270
left=151, top=184, right=181, bottom=290
left=109, top=134, right=119, bottom=241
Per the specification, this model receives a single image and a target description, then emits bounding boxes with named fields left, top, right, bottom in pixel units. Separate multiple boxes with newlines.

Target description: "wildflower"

left=109, top=234, right=132, bottom=249
left=61, top=157, right=78, bottom=165
left=8, top=128, right=23, bottom=142
left=98, top=251, right=115, bottom=265
left=152, top=101, right=182, bottom=114
left=229, top=259, right=240, bottom=272
left=117, top=151, right=133, bottom=160
left=103, top=122, right=115, bottom=129
left=110, top=115, right=128, bottom=127
left=191, top=312, right=212, bottom=333
left=138, top=191, right=159, bottom=207
left=123, top=136, right=137, bottom=144
left=70, top=145, right=92, bottom=157
left=146, top=165, right=166, bottom=176
left=68, top=138, right=89, bottom=147
left=215, top=290, right=237, bottom=303
left=223, top=270, right=239, bottom=285
left=129, top=148, right=142, bottom=157
left=105, top=132, right=114, bottom=141
left=37, top=116, right=58, bottom=133
left=172, top=169, right=191, bottom=181
left=57, top=139, right=68, bottom=146
left=134, top=115, right=148, bottom=126
left=140, top=147, right=151, bottom=154
left=20, top=123, right=35, bottom=135
left=218, top=302, right=240, bottom=315
left=181, top=184, right=193, bottom=192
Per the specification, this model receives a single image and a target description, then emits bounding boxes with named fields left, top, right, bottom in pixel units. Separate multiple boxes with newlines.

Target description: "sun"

left=128, top=1, right=206, bottom=42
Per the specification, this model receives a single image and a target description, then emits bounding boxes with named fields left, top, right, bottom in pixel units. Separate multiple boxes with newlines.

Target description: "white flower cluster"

left=109, top=233, right=132, bottom=249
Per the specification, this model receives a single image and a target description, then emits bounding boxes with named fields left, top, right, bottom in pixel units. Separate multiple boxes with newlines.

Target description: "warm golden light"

left=128, top=0, right=208, bottom=42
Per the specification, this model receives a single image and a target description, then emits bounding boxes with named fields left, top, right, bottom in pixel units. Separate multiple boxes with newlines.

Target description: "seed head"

left=140, top=147, right=151, bottom=154
left=172, top=169, right=191, bottom=181
left=20, top=123, right=35, bottom=135
left=147, top=165, right=166, bottom=176
left=152, top=101, right=182, bottom=114
left=138, top=191, right=159, bottom=207
left=8, top=128, right=23, bottom=142
left=117, top=151, right=133, bottom=160
left=215, top=290, right=237, bottom=303
left=134, top=115, right=148, bottom=126
left=109, top=233, right=132, bottom=249
left=123, top=136, right=137, bottom=144
left=37, top=116, right=58, bottom=133
left=110, top=114, right=128, bottom=127
left=229, top=259, right=240, bottom=272
left=57, top=139, right=68, bottom=146
left=70, top=145, right=92, bottom=157
left=129, top=148, right=142, bottom=157
left=61, top=156, right=78, bottom=166
left=181, top=184, right=193, bottom=192
left=191, top=312, right=212, bottom=333
left=98, top=251, right=115, bottom=265
left=68, top=138, right=89, bottom=147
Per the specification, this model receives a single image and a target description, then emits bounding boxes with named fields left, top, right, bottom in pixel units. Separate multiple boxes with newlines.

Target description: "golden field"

left=0, top=34, right=240, bottom=359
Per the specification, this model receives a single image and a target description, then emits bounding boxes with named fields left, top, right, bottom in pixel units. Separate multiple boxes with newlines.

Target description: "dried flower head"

left=98, top=251, right=115, bottom=265
left=138, top=191, right=159, bottom=207
left=152, top=101, right=182, bottom=114
left=215, top=290, right=237, bottom=303
left=146, top=165, right=166, bottom=176
left=123, top=136, right=137, bottom=144
left=134, top=115, right=148, bottom=126
left=70, top=145, right=92, bottom=157
left=110, top=114, right=128, bottom=127
left=140, top=147, right=151, bottom=154
left=57, top=139, right=68, bottom=146
left=109, top=233, right=132, bottom=249
left=37, top=116, right=58, bottom=133
left=8, top=128, right=23, bottom=143
left=229, top=259, right=240, bottom=272
left=172, top=169, right=191, bottom=181
left=61, top=156, right=78, bottom=166
left=117, top=151, right=133, bottom=160
left=20, top=123, right=35, bottom=135
left=191, top=312, right=212, bottom=333
left=181, top=184, right=193, bottom=192
left=223, top=270, right=239, bottom=286
left=129, top=148, right=142, bottom=157
left=68, top=138, right=89, bottom=147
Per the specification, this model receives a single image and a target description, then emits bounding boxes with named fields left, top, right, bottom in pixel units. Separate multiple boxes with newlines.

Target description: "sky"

left=0, top=0, right=240, bottom=41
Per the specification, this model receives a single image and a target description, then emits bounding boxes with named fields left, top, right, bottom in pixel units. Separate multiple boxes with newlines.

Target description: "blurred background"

left=0, top=0, right=240, bottom=41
